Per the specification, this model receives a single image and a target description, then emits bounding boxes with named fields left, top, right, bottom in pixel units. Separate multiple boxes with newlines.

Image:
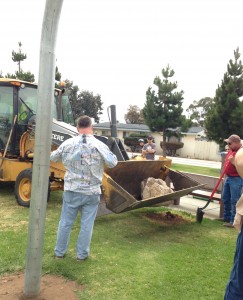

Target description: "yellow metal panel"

left=50, top=161, right=65, bottom=179
left=0, top=159, right=66, bottom=182
left=0, top=159, right=32, bottom=181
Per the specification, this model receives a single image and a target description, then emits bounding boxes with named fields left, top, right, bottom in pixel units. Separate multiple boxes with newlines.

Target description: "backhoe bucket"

left=102, top=160, right=204, bottom=213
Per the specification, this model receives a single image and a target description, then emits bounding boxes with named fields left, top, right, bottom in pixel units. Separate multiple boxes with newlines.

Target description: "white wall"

left=178, top=136, right=221, bottom=161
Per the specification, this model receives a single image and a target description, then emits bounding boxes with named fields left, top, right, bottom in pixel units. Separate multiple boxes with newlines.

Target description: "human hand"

left=228, top=155, right=235, bottom=165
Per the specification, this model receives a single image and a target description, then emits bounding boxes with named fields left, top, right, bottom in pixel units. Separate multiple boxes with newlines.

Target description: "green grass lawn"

left=171, top=163, right=221, bottom=177
left=0, top=182, right=237, bottom=300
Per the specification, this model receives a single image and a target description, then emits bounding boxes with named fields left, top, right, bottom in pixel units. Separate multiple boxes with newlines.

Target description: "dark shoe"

left=223, top=223, right=234, bottom=228
left=77, top=257, right=88, bottom=262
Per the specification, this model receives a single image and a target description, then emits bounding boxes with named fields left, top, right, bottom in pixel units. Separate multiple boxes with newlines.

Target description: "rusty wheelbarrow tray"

left=102, top=160, right=205, bottom=213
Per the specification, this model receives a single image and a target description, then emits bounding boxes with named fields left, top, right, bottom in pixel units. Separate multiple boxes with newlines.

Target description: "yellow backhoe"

left=0, top=78, right=203, bottom=211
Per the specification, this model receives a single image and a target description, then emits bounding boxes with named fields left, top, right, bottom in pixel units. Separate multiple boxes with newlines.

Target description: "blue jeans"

left=222, top=176, right=243, bottom=224
left=224, top=229, right=243, bottom=299
left=54, top=191, right=100, bottom=259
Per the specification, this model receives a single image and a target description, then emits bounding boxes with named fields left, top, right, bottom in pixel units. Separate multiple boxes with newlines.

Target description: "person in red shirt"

left=222, top=134, right=243, bottom=228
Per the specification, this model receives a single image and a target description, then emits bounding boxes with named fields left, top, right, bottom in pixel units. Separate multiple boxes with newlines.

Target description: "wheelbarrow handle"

left=200, top=160, right=230, bottom=211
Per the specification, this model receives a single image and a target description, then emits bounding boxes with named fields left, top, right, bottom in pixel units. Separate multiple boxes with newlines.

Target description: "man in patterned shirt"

left=50, top=115, right=118, bottom=261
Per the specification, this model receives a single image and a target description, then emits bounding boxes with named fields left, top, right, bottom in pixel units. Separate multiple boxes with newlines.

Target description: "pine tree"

left=12, top=42, right=27, bottom=73
left=143, top=65, right=184, bottom=156
left=205, top=48, right=243, bottom=149
left=8, top=42, right=35, bottom=82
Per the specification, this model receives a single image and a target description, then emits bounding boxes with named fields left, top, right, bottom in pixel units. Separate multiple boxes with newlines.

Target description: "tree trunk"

left=162, top=132, right=167, bottom=157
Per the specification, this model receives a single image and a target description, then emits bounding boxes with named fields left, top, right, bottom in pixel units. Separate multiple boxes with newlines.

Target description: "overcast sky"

left=1, top=0, right=243, bottom=122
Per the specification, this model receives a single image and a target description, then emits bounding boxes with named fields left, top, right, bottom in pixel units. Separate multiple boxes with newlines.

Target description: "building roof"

left=93, top=122, right=205, bottom=135
left=182, top=126, right=204, bottom=135
left=93, top=122, right=150, bottom=132
left=184, top=126, right=204, bottom=134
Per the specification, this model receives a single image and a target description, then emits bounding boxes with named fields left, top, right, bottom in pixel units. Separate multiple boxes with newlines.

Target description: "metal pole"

left=110, top=105, right=117, bottom=137
left=24, top=0, right=63, bottom=296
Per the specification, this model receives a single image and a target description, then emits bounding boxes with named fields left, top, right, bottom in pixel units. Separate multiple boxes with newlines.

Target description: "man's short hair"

left=77, top=115, right=92, bottom=128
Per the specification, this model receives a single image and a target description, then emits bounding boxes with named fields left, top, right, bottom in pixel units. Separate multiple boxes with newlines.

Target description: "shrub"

left=124, top=135, right=147, bottom=152
left=160, top=141, right=184, bottom=156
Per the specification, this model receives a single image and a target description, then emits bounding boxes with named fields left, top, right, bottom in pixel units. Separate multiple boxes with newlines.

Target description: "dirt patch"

left=0, top=273, right=84, bottom=300
left=145, top=211, right=191, bottom=225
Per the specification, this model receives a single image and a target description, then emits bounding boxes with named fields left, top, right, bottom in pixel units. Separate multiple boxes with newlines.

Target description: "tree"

left=77, top=91, right=103, bottom=123
left=7, top=42, right=35, bottom=82
left=205, top=48, right=243, bottom=149
left=186, top=97, right=213, bottom=127
left=5, top=71, right=35, bottom=82
left=12, top=42, right=27, bottom=73
left=180, top=115, right=193, bottom=133
left=124, top=105, right=144, bottom=124
left=55, top=66, right=61, bottom=81
left=64, top=80, right=103, bottom=123
left=143, top=65, right=185, bottom=156
left=159, top=141, right=184, bottom=157
left=4, top=44, right=102, bottom=121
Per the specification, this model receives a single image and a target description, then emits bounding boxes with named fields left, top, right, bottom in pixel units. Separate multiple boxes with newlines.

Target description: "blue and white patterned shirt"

left=50, top=134, right=118, bottom=194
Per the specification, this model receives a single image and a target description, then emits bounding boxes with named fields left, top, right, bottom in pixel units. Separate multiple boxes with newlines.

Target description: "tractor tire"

left=15, top=169, right=50, bottom=207
left=15, top=169, right=32, bottom=207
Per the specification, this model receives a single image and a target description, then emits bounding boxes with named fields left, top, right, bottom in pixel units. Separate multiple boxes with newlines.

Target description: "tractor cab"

left=0, top=78, right=78, bottom=206
left=0, top=78, right=74, bottom=156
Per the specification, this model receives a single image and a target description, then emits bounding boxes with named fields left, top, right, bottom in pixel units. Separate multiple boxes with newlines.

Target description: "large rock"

left=141, top=177, right=173, bottom=199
